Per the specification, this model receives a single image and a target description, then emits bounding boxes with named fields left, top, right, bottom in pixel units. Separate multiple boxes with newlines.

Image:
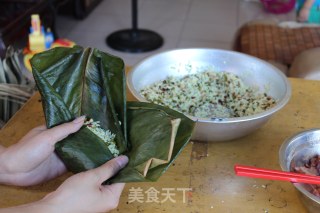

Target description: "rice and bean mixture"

left=140, top=71, right=276, bottom=118
left=85, top=118, right=119, bottom=157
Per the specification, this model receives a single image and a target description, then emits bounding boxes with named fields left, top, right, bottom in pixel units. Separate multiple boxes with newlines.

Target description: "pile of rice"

left=85, top=118, right=119, bottom=156
left=140, top=71, right=276, bottom=118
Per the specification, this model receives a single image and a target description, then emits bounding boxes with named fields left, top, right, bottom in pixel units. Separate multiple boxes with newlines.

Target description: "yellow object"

left=25, top=14, right=77, bottom=72
left=28, top=34, right=45, bottom=51
left=31, top=14, right=41, bottom=35
left=24, top=39, right=76, bottom=72
left=23, top=53, right=33, bottom=72
left=28, top=14, right=45, bottom=51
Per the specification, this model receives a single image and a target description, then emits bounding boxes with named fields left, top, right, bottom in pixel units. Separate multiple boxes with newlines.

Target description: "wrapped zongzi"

left=31, top=46, right=195, bottom=183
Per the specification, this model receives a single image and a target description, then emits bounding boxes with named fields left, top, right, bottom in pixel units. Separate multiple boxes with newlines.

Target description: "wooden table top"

left=1, top=77, right=320, bottom=212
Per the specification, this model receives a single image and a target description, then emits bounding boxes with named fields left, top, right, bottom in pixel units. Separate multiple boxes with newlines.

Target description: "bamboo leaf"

left=31, top=46, right=127, bottom=171
left=109, top=101, right=195, bottom=183
left=31, top=46, right=195, bottom=182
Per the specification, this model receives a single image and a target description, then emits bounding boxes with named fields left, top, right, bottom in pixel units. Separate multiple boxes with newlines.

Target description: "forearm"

left=303, top=0, right=315, bottom=9
left=0, top=200, right=56, bottom=213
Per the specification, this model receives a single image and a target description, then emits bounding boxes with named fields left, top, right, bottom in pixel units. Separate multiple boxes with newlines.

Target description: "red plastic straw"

left=234, top=164, right=320, bottom=185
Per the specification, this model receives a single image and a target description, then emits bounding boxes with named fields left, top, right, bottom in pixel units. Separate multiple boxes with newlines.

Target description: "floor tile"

left=66, top=13, right=131, bottom=34
left=56, top=0, right=298, bottom=66
left=181, top=20, right=238, bottom=43
left=92, top=0, right=135, bottom=16
left=177, top=39, right=232, bottom=50
left=188, top=0, right=238, bottom=27
left=140, top=0, right=191, bottom=21
left=140, top=19, right=185, bottom=38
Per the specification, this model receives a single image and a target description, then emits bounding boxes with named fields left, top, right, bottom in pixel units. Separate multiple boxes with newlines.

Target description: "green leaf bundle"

left=31, top=46, right=195, bottom=183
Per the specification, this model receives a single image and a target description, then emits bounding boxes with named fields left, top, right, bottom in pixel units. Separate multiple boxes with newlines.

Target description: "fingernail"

left=116, top=155, right=129, bottom=168
left=73, top=115, right=86, bottom=124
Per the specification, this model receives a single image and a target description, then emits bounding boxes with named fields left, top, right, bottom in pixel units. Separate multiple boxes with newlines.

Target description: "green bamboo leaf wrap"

left=109, top=101, right=195, bottom=183
left=31, top=46, right=195, bottom=182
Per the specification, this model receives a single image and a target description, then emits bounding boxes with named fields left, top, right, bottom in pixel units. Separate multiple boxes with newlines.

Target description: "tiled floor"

left=56, top=0, right=296, bottom=66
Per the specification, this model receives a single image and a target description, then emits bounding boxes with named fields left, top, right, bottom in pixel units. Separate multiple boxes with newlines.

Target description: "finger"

left=101, top=182, right=125, bottom=198
left=20, top=125, right=47, bottom=141
left=42, top=116, right=86, bottom=145
left=91, top=155, right=129, bottom=184
left=32, top=125, right=47, bottom=131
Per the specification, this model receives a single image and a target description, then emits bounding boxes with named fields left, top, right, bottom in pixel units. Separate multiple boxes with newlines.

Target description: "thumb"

left=91, top=155, right=129, bottom=184
left=44, top=116, right=86, bottom=145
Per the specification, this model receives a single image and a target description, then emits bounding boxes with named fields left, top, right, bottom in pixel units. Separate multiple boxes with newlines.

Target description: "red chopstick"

left=234, top=164, right=320, bottom=184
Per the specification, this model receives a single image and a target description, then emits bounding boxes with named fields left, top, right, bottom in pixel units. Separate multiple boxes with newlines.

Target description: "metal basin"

left=127, top=48, right=291, bottom=141
left=279, top=129, right=320, bottom=213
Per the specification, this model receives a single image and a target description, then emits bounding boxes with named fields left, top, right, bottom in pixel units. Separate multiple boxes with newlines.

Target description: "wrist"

left=40, top=191, right=73, bottom=213
left=0, top=200, right=57, bottom=213
left=31, top=199, right=58, bottom=213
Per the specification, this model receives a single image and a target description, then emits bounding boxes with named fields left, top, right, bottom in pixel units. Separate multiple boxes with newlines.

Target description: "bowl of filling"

left=279, top=129, right=320, bottom=213
left=127, top=48, right=291, bottom=141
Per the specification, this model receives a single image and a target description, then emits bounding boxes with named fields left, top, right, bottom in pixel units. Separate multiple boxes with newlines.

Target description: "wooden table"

left=1, top=77, right=320, bottom=212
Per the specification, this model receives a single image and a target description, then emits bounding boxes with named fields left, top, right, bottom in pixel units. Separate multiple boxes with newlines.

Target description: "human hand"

left=0, top=156, right=128, bottom=213
left=0, top=116, right=86, bottom=186
left=40, top=155, right=128, bottom=213
left=298, top=7, right=310, bottom=22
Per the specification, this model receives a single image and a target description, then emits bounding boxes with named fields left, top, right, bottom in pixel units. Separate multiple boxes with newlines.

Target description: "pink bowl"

left=260, top=0, right=296, bottom=14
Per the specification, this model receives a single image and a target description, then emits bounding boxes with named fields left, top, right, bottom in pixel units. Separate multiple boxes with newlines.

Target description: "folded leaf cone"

left=31, top=46, right=195, bottom=183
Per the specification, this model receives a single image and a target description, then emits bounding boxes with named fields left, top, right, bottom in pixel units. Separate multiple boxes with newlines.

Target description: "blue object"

left=45, top=28, right=54, bottom=49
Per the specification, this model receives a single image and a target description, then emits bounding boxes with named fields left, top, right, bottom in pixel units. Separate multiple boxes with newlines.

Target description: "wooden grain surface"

left=1, top=77, right=320, bottom=212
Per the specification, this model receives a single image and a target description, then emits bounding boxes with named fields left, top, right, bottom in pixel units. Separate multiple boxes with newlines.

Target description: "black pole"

left=132, top=0, right=137, bottom=30
left=106, top=0, right=163, bottom=53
